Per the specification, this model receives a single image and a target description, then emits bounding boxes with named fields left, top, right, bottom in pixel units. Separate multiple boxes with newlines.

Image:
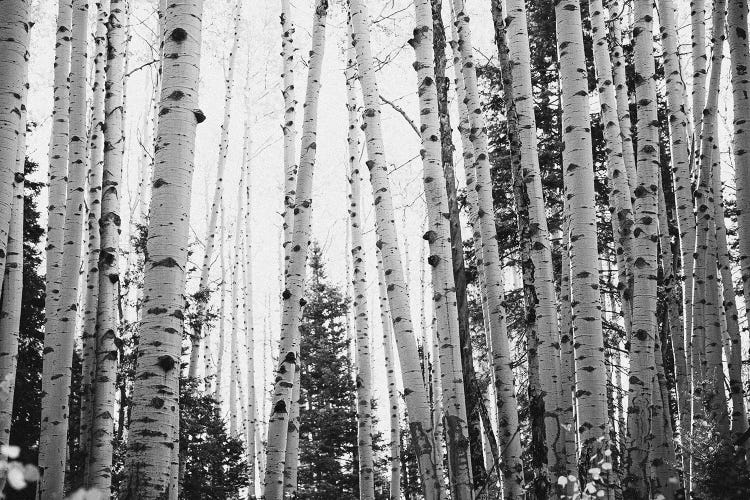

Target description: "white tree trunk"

left=188, top=0, right=241, bottom=378
left=214, top=210, right=227, bottom=400
left=230, top=223, right=241, bottom=438
left=349, top=1, right=444, bottom=496
left=554, top=0, right=611, bottom=490
left=263, top=4, right=328, bottom=498
left=120, top=0, right=204, bottom=495
left=39, top=1, right=89, bottom=495
left=691, top=0, right=707, bottom=138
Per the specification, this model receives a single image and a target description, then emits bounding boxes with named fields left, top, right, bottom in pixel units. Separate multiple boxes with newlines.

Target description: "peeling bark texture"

left=119, top=0, right=204, bottom=497
left=349, top=0, right=443, bottom=497
left=727, top=0, right=750, bottom=449
left=692, top=0, right=729, bottom=439
left=657, top=0, right=693, bottom=475
left=80, top=0, right=109, bottom=478
left=263, top=3, right=328, bottom=498
left=411, top=0, right=473, bottom=495
left=554, top=0, right=611, bottom=491
left=39, top=1, right=89, bottom=496
left=0, top=5, right=28, bottom=484
left=345, top=43, right=376, bottom=498
left=376, top=251, right=401, bottom=500
left=87, top=0, right=125, bottom=491
left=188, top=0, right=241, bottom=378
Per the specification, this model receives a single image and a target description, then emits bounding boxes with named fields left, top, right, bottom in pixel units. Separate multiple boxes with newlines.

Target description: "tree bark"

left=119, top=0, right=204, bottom=496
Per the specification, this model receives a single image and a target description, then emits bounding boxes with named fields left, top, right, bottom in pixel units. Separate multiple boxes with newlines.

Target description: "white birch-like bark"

left=657, top=0, right=693, bottom=467
left=214, top=211, right=227, bottom=400
left=280, top=0, right=297, bottom=260
left=450, top=1, right=524, bottom=495
left=691, top=0, right=707, bottom=138
left=264, top=4, right=328, bottom=498
left=88, top=1, right=125, bottom=491
left=39, top=1, right=88, bottom=496
left=188, top=0, right=241, bottom=378
left=410, top=1, right=472, bottom=494
left=727, top=0, right=750, bottom=447
left=120, top=1, right=204, bottom=496
left=349, top=0, right=443, bottom=496
left=376, top=250, right=401, bottom=500
left=229, top=224, right=241, bottom=438
left=0, top=10, right=28, bottom=484
left=607, top=0, right=637, bottom=199
left=345, top=48, right=376, bottom=498
left=554, top=0, right=611, bottom=489
left=80, top=0, right=109, bottom=475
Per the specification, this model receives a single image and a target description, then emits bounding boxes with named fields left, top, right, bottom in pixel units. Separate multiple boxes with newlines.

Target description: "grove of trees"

left=2, top=0, right=750, bottom=498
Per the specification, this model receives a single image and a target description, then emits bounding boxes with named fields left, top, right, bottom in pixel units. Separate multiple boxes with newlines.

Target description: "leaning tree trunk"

left=657, top=0, right=693, bottom=475
left=188, top=0, right=241, bottom=378
left=376, top=251, right=401, bottom=500
left=345, top=47, right=376, bottom=499
left=80, top=0, right=109, bottom=477
left=554, top=0, right=611, bottom=491
left=349, top=0, right=444, bottom=496
left=624, top=0, right=661, bottom=495
left=119, top=0, right=204, bottom=496
left=410, top=0, right=473, bottom=495
left=727, top=0, right=750, bottom=448
left=39, top=1, right=89, bottom=496
left=87, top=1, right=125, bottom=491
left=263, top=4, right=328, bottom=498
left=0, top=4, right=28, bottom=484
left=451, top=2, right=525, bottom=497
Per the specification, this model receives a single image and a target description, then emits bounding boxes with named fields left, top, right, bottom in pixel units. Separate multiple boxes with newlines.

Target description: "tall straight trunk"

left=376, top=251, right=401, bottom=500
left=240, top=75, right=258, bottom=499
left=429, top=2, right=484, bottom=487
left=691, top=0, right=707, bottom=138
left=39, top=1, right=89, bottom=496
left=346, top=48, right=376, bottom=499
left=88, top=0, right=125, bottom=491
left=214, top=212, right=227, bottom=400
left=188, top=1, right=241, bottom=378
left=450, top=2, right=524, bottom=496
left=229, top=228, right=241, bottom=438
left=692, top=0, right=729, bottom=437
left=606, top=0, right=637, bottom=199
left=589, top=0, right=635, bottom=336
left=624, top=0, right=661, bottom=496
left=80, top=0, right=109, bottom=475
left=497, top=0, right=565, bottom=485
left=0, top=9, right=28, bottom=483
left=727, top=0, right=750, bottom=445
left=119, top=0, right=204, bottom=495
left=349, top=0, right=444, bottom=496
left=657, top=0, right=693, bottom=473
left=263, top=4, right=328, bottom=498
left=651, top=322, right=679, bottom=497
left=410, top=1, right=473, bottom=495
left=554, top=0, right=611, bottom=489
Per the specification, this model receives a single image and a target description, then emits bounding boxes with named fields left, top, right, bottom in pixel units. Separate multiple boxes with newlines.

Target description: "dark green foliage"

left=689, top=422, right=750, bottom=499
left=179, top=377, right=247, bottom=500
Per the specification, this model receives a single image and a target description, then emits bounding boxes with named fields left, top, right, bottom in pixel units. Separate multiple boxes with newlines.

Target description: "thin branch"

left=379, top=94, right=420, bottom=137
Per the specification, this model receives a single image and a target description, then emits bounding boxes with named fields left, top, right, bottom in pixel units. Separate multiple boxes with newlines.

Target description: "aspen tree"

left=188, top=0, right=241, bottom=378
left=214, top=211, right=227, bottom=400
left=691, top=0, right=707, bottom=137
left=0, top=0, right=30, bottom=294
left=345, top=45, right=376, bottom=499
left=692, top=0, right=729, bottom=437
left=410, top=0, right=472, bottom=494
left=80, top=0, right=109, bottom=472
left=280, top=0, right=297, bottom=259
left=554, top=0, right=611, bottom=489
left=0, top=4, right=28, bottom=482
left=589, top=0, right=634, bottom=335
left=727, top=0, right=750, bottom=443
left=120, top=0, right=204, bottom=496
left=349, top=0, right=443, bottom=495
left=451, top=1, right=525, bottom=495
left=229, top=226, right=241, bottom=438
left=657, top=0, right=693, bottom=458
left=88, top=0, right=125, bottom=490
left=264, top=3, right=328, bottom=498
left=607, top=0, right=637, bottom=198
left=39, top=1, right=89, bottom=495
left=651, top=324, right=679, bottom=497
left=499, top=0, right=565, bottom=481
left=376, top=252, right=401, bottom=500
